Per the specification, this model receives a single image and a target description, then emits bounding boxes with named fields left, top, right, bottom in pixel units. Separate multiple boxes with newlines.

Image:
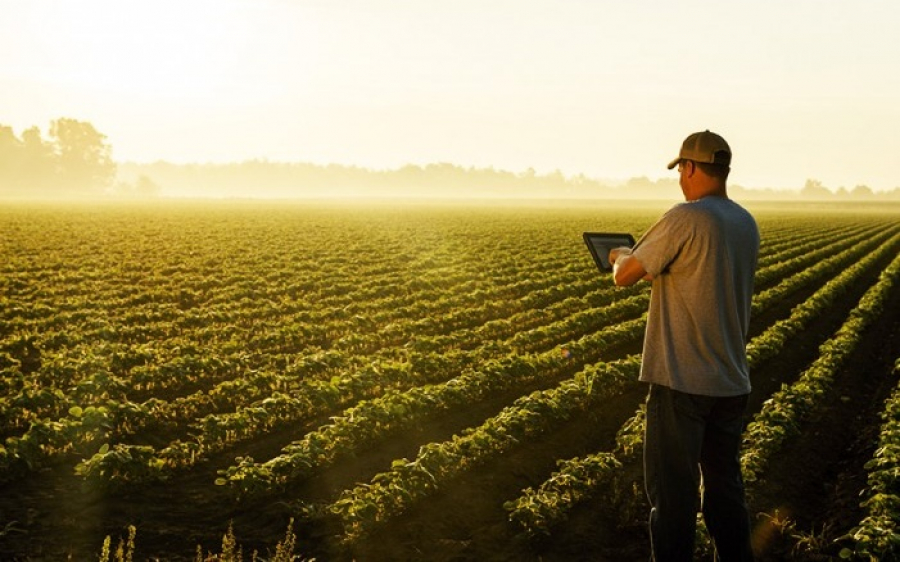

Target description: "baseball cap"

left=667, top=130, right=731, bottom=170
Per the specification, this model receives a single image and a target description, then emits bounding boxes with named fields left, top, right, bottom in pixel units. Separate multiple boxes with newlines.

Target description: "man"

left=609, top=130, right=759, bottom=561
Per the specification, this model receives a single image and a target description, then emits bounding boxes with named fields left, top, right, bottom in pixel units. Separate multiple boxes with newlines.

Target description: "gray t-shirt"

left=631, top=196, right=759, bottom=396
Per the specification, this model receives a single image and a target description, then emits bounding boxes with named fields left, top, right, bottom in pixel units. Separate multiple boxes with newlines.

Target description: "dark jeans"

left=644, top=384, right=754, bottom=562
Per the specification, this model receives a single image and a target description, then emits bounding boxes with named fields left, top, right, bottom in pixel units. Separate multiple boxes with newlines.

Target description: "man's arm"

left=609, top=247, right=651, bottom=286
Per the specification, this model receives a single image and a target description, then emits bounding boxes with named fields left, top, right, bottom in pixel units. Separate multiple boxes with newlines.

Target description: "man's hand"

left=609, top=246, right=631, bottom=264
left=609, top=246, right=650, bottom=286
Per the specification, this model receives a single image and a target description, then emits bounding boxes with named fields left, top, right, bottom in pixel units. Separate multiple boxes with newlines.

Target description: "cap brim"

left=666, top=157, right=681, bottom=170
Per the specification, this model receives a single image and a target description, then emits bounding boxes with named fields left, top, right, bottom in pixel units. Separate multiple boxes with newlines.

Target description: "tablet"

left=583, top=232, right=636, bottom=272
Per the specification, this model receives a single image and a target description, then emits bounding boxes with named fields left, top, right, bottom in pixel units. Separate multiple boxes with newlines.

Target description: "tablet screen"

left=583, top=232, right=636, bottom=272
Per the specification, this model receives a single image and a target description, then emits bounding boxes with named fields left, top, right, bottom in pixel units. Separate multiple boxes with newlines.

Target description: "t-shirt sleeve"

left=631, top=205, right=692, bottom=278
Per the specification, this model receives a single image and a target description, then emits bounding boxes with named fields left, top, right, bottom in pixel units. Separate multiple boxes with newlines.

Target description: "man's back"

left=633, top=196, right=759, bottom=396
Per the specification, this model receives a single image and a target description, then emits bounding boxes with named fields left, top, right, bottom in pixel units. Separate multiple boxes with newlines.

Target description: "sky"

left=2, top=0, right=899, bottom=191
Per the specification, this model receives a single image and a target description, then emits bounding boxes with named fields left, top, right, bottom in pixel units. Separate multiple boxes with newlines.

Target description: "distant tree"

left=800, top=178, right=832, bottom=199
left=48, top=118, right=116, bottom=193
left=0, top=125, right=21, bottom=188
left=0, top=125, right=17, bottom=149
left=113, top=173, right=161, bottom=198
left=546, top=170, right=567, bottom=192
left=0, top=125, right=49, bottom=193
left=851, top=184, right=873, bottom=198
left=0, top=119, right=117, bottom=196
left=625, top=176, right=653, bottom=190
left=21, top=126, right=56, bottom=190
left=135, top=174, right=161, bottom=197
left=621, top=176, right=681, bottom=199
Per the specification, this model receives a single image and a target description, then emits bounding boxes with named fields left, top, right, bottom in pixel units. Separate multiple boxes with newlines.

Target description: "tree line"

left=117, top=161, right=900, bottom=201
left=0, top=119, right=116, bottom=196
left=3, top=118, right=899, bottom=200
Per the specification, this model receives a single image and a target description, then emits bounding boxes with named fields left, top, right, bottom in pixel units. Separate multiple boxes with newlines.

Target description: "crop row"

left=2, top=281, right=636, bottom=483
left=500, top=230, right=900, bottom=537
left=0, top=220, right=866, bottom=484
left=756, top=221, right=862, bottom=265
left=752, top=222, right=881, bottom=289
left=749, top=225, right=899, bottom=318
left=840, top=357, right=900, bottom=560
left=94, top=222, right=871, bottom=494
left=217, top=313, right=647, bottom=497
left=322, top=231, right=900, bottom=541
left=503, top=405, right=645, bottom=535
left=741, top=242, right=900, bottom=485
left=1, top=218, right=890, bottom=487
left=0, top=259, right=595, bottom=439
left=119, top=219, right=889, bottom=434
left=2, top=203, right=898, bottom=561
left=0, top=213, right=860, bottom=418
left=217, top=228, right=896, bottom=499
left=4, top=214, right=580, bottom=338
left=326, top=356, right=643, bottom=542
left=5, top=250, right=582, bottom=369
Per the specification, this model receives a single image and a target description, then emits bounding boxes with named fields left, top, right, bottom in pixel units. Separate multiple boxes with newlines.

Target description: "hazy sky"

left=3, top=0, right=899, bottom=191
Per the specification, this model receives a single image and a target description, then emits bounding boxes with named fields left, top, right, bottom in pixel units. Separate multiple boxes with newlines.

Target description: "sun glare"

left=27, top=1, right=251, bottom=100
left=3, top=1, right=899, bottom=189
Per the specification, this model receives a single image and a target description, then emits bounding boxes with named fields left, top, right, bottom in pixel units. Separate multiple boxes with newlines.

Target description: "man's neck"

left=685, top=182, right=728, bottom=201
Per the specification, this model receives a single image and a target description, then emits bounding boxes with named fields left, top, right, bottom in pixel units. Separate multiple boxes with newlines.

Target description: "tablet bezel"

left=583, top=232, right=636, bottom=272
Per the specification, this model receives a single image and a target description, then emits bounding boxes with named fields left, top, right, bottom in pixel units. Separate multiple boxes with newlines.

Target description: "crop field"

left=1, top=199, right=899, bottom=561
